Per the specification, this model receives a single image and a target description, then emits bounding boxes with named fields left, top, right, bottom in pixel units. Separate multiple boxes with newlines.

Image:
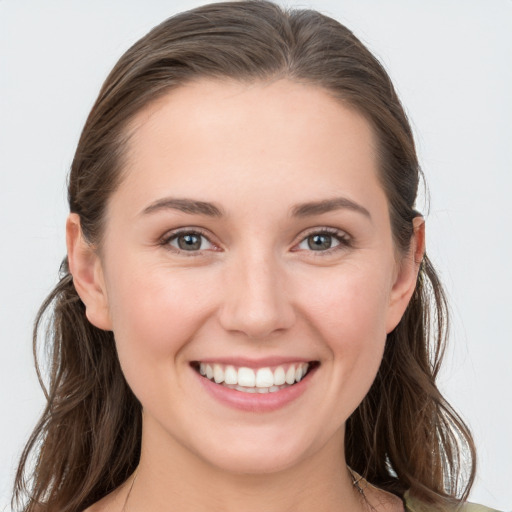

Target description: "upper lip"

left=190, top=356, right=315, bottom=369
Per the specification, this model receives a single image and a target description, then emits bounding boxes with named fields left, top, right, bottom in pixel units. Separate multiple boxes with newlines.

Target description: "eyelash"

left=293, top=227, right=352, bottom=255
left=159, top=227, right=352, bottom=256
left=160, top=228, right=218, bottom=256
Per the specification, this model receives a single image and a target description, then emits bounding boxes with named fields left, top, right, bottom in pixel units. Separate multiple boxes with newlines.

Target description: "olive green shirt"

left=404, top=492, right=502, bottom=512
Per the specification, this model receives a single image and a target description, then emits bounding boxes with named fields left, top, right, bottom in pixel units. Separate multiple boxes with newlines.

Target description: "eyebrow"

left=142, top=198, right=224, bottom=217
left=291, top=197, right=371, bottom=219
left=141, top=196, right=371, bottom=220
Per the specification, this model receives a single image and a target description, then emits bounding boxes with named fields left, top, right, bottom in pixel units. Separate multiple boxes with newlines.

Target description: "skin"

left=69, top=79, right=424, bottom=512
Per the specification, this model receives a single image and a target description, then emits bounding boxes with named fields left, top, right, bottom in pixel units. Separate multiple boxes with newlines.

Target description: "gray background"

left=1, top=1, right=511, bottom=510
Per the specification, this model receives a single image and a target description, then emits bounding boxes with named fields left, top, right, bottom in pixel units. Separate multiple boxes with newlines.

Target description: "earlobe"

left=66, top=213, right=112, bottom=331
left=385, top=217, right=425, bottom=333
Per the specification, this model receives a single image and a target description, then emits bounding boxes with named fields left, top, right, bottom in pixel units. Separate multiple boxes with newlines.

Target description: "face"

left=70, top=79, right=419, bottom=475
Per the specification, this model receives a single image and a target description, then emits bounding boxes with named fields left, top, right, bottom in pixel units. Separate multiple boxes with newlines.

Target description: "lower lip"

left=195, top=367, right=316, bottom=413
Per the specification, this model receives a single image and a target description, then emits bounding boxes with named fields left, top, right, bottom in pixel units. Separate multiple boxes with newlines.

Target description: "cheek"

left=103, top=262, right=223, bottom=418
left=298, top=261, right=392, bottom=349
left=295, top=261, right=392, bottom=403
left=104, top=261, right=216, bottom=379
left=311, top=267, right=390, bottom=412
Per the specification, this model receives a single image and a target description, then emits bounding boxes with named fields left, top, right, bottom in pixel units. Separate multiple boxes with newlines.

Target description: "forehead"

left=116, top=78, right=383, bottom=217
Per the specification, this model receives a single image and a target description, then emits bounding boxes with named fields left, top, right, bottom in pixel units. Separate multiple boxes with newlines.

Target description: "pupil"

left=308, top=234, right=332, bottom=251
left=178, top=234, right=201, bottom=251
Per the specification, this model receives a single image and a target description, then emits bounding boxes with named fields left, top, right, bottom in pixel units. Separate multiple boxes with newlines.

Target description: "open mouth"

left=191, top=361, right=319, bottom=394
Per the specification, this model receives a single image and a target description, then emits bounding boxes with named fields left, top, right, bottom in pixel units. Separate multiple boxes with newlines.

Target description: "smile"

left=192, top=361, right=315, bottom=394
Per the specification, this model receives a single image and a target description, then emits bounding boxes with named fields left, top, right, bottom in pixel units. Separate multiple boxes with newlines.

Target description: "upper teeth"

left=198, top=362, right=310, bottom=388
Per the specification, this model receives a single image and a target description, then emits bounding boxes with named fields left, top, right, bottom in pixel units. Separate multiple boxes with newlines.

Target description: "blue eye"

left=167, top=232, right=213, bottom=252
left=295, top=230, right=350, bottom=252
left=305, top=234, right=338, bottom=251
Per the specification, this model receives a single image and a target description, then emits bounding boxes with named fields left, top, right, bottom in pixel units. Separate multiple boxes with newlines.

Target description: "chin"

left=188, top=425, right=325, bottom=476
left=203, top=446, right=305, bottom=476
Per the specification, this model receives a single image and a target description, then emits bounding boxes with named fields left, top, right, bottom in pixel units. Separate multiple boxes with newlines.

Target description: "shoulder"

left=403, top=491, right=502, bottom=512
left=82, top=485, right=128, bottom=512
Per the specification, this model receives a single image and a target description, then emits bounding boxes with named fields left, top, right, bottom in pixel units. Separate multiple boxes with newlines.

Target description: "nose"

left=218, top=250, right=296, bottom=339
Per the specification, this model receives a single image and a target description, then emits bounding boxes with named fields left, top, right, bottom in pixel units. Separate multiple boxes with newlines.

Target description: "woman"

left=11, top=2, right=500, bottom=511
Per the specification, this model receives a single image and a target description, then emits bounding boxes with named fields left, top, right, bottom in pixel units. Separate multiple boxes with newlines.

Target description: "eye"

left=165, top=231, right=214, bottom=252
left=294, top=229, right=351, bottom=253
left=300, top=233, right=339, bottom=251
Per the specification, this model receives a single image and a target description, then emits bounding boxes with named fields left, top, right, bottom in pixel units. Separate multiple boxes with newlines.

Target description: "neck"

left=125, top=418, right=362, bottom=512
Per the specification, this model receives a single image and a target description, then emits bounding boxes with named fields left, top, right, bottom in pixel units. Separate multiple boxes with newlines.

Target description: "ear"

left=66, top=213, right=112, bottom=331
left=385, top=217, right=425, bottom=333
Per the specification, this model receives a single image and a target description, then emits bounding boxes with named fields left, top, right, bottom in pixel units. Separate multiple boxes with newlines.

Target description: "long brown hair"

left=13, top=2, right=476, bottom=511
